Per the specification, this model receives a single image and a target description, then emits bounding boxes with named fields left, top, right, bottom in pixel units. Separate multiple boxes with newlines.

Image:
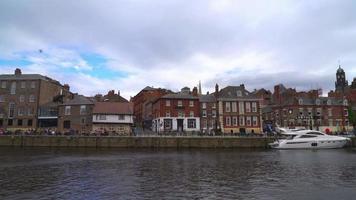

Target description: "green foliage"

left=348, top=107, right=356, bottom=126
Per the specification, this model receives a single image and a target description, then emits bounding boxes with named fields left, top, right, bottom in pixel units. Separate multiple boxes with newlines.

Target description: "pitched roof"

left=0, top=74, right=61, bottom=85
left=62, top=94, right=94, bottom=106
left=199, top=94, right=216, bottom=102
left=93, top=102, right=133, bottom=114
left=160, top=93, right=199, bottom=100
left=218, top=86, right=258, bottom=99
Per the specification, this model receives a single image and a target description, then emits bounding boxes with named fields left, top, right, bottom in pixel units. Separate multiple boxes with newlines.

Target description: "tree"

left=348, top=107, right=356, bottom=134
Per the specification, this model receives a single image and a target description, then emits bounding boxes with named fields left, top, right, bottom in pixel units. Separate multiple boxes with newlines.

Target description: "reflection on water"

left=0, top=148, right=356, bottom=200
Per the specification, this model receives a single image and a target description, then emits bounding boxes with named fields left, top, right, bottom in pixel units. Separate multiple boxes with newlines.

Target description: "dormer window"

left=236, top=90, right=242, bottom=97
left=327, top=99, right=331, bottom=105
left=343, top=99, right=348, bottom=106
left=298, top=99, right=303, bottom=105
left=315, top=99, right=320, bottom=105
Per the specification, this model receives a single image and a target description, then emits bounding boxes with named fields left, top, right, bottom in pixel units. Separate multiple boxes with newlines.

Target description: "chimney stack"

left=15, top=68, right=22, bottom=75
left=215, top=83, right=219, bottom=97
left=63, top=84, right=70, bottom=91
left=192, top=87, right=198, bottom=96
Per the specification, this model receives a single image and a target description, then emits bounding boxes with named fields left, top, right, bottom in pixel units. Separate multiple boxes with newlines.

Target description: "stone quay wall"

left=0, top=136, right=276, bottom=148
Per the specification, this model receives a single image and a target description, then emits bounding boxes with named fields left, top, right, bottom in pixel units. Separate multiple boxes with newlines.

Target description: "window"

left=80, top=105, right=86, bottom=115
left=343, top=99, right=348, bottom=106
left=8, top=119, right=13, bottom=126
left=328, top=108, right=332, bottom=117
left=212, top=103, right=216, bottom=109
left=177, top=100, right=183, bottom=107
left=31, top=81, right=36, bottom=88
left=21, top=81, right=26, bottom=89
left=252, top=116, right=258, bottom=126
left=19, top=95, right=25, bottom=103
left=239, top=102, right=244, bottom=114
left=246, top=116, right=251, bottom=126
left=231, top=102, right=237, bottom=112
left=329, top=119, right=333, bottom=126
left=239, top=116, right=245, bottom=126
left=188, top=119, right=196, bottom=128
left=202, top=103, right=206, bottom=109
left=344, top=109, right=348, bottom=116
left=81, top=118, right=86, bottom=125
left=237, top=90, right=242, bottom=97
left=0, top=95, right=4, bottom=102
left=8, top=102, right=15, bottom=118
left=18, top=107, right=24, bottom=116
left=166, top=100, right=170, bottom=107
left=164, top=119, right=172, bottom=130
left=27, top=119, right=33, bottom=126
left=202, top=119, right=207, bottom=129
left=118, top=115, right=125, bottom=120
left=29, top=95, right=35, bottom=103
left=0, top=119, right=3, bottom=126
left=202, top=110, right=207, bottom=117
left=166, top=111, right=171, bottom=117
left=225, top=116, right=231, bottom=126
left=28, top=107, right=34, bottom=116
left=306, top=132, right=324, bottom=135
left=212, top=110, right=216, bottom=118
left=245, top=102, right=251, bottom=112
left=65, top=106, right=71, bottom=115
left=327, top=100, right=331, bottom=105
left=300, top=135, right=317, bottom=138
left=1, top=81, right=6, bottom=88
left=189, top=111, right=194, bottom=117
left=10, top=82, right=16, bottom=95
left=225, top=102, right=231, bottom=112
left=178, top=111, right=184, bottom=117
left=232, top=116, right=238, bottom=126
left=17, top=119, right=23, bottom=126
left=252, top=102, right=257, bottom=112
left=211, top=120, right=216, bottom=129
left=299, top=99, right=303, bottom=105
left=316, top=99, right=320, bottom=105
left=63, top=120, right=71, bottom=129
left=189, top=101, right=194, bottom=107
left=316, top=108, right=322, bottom=116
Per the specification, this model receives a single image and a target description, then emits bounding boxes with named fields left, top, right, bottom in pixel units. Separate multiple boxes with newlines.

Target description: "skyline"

left=1, top=0, right=356, bottom=99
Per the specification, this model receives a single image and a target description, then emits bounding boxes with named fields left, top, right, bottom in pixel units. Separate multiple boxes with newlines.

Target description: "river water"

left=0, top=147, right=356, bottom=200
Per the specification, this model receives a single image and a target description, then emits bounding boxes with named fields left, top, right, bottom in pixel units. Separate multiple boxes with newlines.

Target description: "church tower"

left=335, top=65, right=348, bottom=93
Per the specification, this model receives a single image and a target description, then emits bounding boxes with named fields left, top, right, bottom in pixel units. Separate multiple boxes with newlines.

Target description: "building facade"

left=199, top=93, right=218, bottom=134
left=152, top=87, right=200, bottom=133
left=92, top=102, right=134, bottom=135
left=216, top=84, right=262, bottom=134
left=263, top=97, right=351, bottom=132
left=0, top=68, right=70, bottom=131
left=131, top=86, right=172, bottom=129
left=58, top=94, right=94, bottom=134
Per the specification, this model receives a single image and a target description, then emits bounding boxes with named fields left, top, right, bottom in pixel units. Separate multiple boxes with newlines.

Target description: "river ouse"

left=0, top=66, right=356, bottom=136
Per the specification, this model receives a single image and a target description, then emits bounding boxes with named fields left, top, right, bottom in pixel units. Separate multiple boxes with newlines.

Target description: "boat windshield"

left=286, top=135, right=297, bottom=140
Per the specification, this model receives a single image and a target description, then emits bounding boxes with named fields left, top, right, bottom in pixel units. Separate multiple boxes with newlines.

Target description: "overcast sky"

left=1, top=0, right=356, bottom=99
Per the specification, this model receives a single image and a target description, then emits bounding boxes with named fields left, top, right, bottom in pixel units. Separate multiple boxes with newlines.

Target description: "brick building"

left=152, top=87, right=200, bottom=133
left=215, top=84, right=262, bottom=134
left=0, top=68, right=70, bottom=131
left=131, top=86, right=171, bottom=129
left=263, top=97, right=351, bottom=132
left=199, top=92, right=217, bottom=134
left=58, top=94, right=95, bottom=134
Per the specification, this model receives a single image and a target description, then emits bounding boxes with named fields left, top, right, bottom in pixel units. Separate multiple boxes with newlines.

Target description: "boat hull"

left=271, top=138, right=350, bottom=149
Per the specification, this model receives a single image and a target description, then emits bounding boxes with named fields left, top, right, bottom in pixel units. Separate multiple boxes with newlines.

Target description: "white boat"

left=270, top=130, right=351, bottom=149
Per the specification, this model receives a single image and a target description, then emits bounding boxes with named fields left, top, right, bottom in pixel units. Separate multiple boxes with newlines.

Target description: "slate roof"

left=0, top=74, right=61, bottom=85
left=160, top=93, right=199, bottom=100
left=93, top=102, right=133, bottom=115
left=217, top=86, right=258, bottom=99
left=199, top=94, right=216, bottom=102
left=62, top=95, right=94, bottom=106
